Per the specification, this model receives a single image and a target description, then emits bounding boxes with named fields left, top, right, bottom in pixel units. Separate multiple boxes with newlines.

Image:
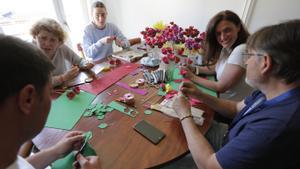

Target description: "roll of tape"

left=85, top=77, right=93, bottom=83
left=129, top=83, right=139, bottom=88
left=123, top=93, right=135, bottom=105
left=136, top=78, right=145, bottom=86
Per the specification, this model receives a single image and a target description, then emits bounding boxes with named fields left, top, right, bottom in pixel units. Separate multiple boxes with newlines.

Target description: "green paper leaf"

left=144, top=109, right=153, bottom=115
left=97, top=115, right=105, bottom=120
left=108, top=101, right=126, bottom=112
left=84, top=131, right=93, bottom=140
left=98, top=123, right=108, bottom=129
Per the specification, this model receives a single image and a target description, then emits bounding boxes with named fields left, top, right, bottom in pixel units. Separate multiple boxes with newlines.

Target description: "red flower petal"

left=175, top=56, right=180, bottom=63
left=161, top=48, right=168, bottom=55
left=168, top=54, right=175, bottom=61
left=188, top=59, right=193, bottom=65
left=160, top=83, right=166, bottom=91
left=109, top=60, right=115, bottom=65
left=67, top=91, right=76, bottom=100
left=73, top=87, right=80, bottom=94
left=115, top=59, right=121, bottom=65
left=180, top=68, right=187, bottom=75
left=162, top=56, right=169, bottom=64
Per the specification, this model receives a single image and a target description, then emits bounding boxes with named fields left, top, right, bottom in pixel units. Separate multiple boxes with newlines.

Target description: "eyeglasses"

left=242, top=52, right=264, bottom=62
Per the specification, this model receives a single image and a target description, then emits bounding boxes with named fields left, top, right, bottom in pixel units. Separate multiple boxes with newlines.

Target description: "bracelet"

left=180, top=115, right=193, bottom=122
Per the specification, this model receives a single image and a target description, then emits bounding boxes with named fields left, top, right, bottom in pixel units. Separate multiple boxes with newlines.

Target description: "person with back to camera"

left=172, top=19, right=300, bottom=169
left=30, top=18, right=94, bottom=87
left=182, top=10, right=253, bottom=102
left=82, top=1, right=130, bottom=62
left=0, top=35, right=101, bottom=169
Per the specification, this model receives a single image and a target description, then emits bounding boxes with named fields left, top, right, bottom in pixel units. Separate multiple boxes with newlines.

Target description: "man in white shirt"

left=0, top=35, right=101, bottom=169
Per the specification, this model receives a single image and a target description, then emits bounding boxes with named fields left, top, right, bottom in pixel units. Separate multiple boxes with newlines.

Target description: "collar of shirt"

left=231, top=87, right=300, bottom=127
left=244, top=87, right=300, bottom=116
left=263, top=87, right=300, bottom=107
left=220, top=47, right=233, bottom=59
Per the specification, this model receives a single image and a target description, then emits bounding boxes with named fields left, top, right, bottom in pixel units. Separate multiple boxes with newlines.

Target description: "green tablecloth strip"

left=45, top=91, right=95, bottom=130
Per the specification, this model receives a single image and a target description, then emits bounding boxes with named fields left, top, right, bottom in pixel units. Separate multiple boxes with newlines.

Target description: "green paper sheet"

left=45, top=91, right=95, bottom=130
left=108, top=101, right=126, bottom=112
left=108, top=101, right=138, bottom=117
left=158, top=68, right=217, bottom=97
left=52, top=131, right=95, bottom=169
left=51, top=143, right=96, bottom=169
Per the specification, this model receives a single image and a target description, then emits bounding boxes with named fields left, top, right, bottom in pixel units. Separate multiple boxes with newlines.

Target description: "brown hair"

left=247, top=19, right=300, bottom=84
left=0, top=35, right=54, bottom=103
left=30, top=18, right=66, bottom=42
left=92, top=1, right=106, bottom=9
left=204, top=10, right=250, bottom=65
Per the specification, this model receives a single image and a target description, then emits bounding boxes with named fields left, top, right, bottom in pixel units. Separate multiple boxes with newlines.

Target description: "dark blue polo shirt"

left=216, top=88, right=300, bottom=169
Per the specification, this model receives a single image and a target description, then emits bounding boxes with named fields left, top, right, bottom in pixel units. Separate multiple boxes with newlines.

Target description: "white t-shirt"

left=6, top=156, right=35, bottom=169
left=215, top=44, right=253, bottom=101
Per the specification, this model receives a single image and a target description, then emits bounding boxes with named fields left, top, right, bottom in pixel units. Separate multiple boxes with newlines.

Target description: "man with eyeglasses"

left=172, top=20, right=300, bottom=169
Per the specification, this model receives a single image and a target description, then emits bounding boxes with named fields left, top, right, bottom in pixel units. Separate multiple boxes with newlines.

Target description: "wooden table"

left=33, top=62, right=214, bottom=169
left=65, top=61, right=106, bottom=88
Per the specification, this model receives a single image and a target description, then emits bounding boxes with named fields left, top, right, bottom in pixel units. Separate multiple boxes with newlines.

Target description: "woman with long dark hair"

left=183, top=10, right=253, bottom=101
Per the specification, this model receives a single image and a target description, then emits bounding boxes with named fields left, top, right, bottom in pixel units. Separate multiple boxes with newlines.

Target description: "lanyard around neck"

left=243, top=96, right=266, bottom=116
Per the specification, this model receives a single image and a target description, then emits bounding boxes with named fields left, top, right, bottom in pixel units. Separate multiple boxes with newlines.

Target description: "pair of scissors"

left=75, top=137, right=88, bottom=157
left=73, top=138, right=88, bottom=169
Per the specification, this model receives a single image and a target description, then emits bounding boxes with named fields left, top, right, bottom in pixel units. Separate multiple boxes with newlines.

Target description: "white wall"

left=247, top=0, right=300, bottom=32
left=102, top=0, right=246, bottom=38
left=93, top=0, right=300, bottom=39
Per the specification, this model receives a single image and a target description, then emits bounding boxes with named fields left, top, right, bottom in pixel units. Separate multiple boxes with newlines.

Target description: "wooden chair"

left=129, top=37, right=141, bottom=46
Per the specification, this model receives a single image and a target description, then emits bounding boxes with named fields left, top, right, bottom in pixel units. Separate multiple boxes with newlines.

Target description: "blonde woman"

left=31, top=18, right=94, bottom=87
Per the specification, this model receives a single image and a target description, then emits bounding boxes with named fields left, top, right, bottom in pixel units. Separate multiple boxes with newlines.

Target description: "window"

left=61, top=0, right=91, bottom=50
left=0, top=0, right=56, bottom=41
left=1, top=0, right=92, bottom=53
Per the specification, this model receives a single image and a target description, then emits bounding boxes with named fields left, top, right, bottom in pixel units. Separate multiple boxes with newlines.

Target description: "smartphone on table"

left=133, top=120, right=165, bottom=145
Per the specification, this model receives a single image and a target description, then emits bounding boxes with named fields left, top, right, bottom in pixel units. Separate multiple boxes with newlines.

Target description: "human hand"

left=63, top=66, right=80, bottom=81
left=115, top=38, right=125, bottom=48
left=180, top=81, right=202, bottom=98
left=99, top=36, right=116, bottom=44
left=180, top=66, right=196, bottom=80
left=50, top=131, right=84, bottom=159
left=73, top=154, right=101, bottom=169
left=82, top=63, right=94, bottom=70
left=172, top=93, right=192, bottom=119
left=187, top=65, right=196, bottom=74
